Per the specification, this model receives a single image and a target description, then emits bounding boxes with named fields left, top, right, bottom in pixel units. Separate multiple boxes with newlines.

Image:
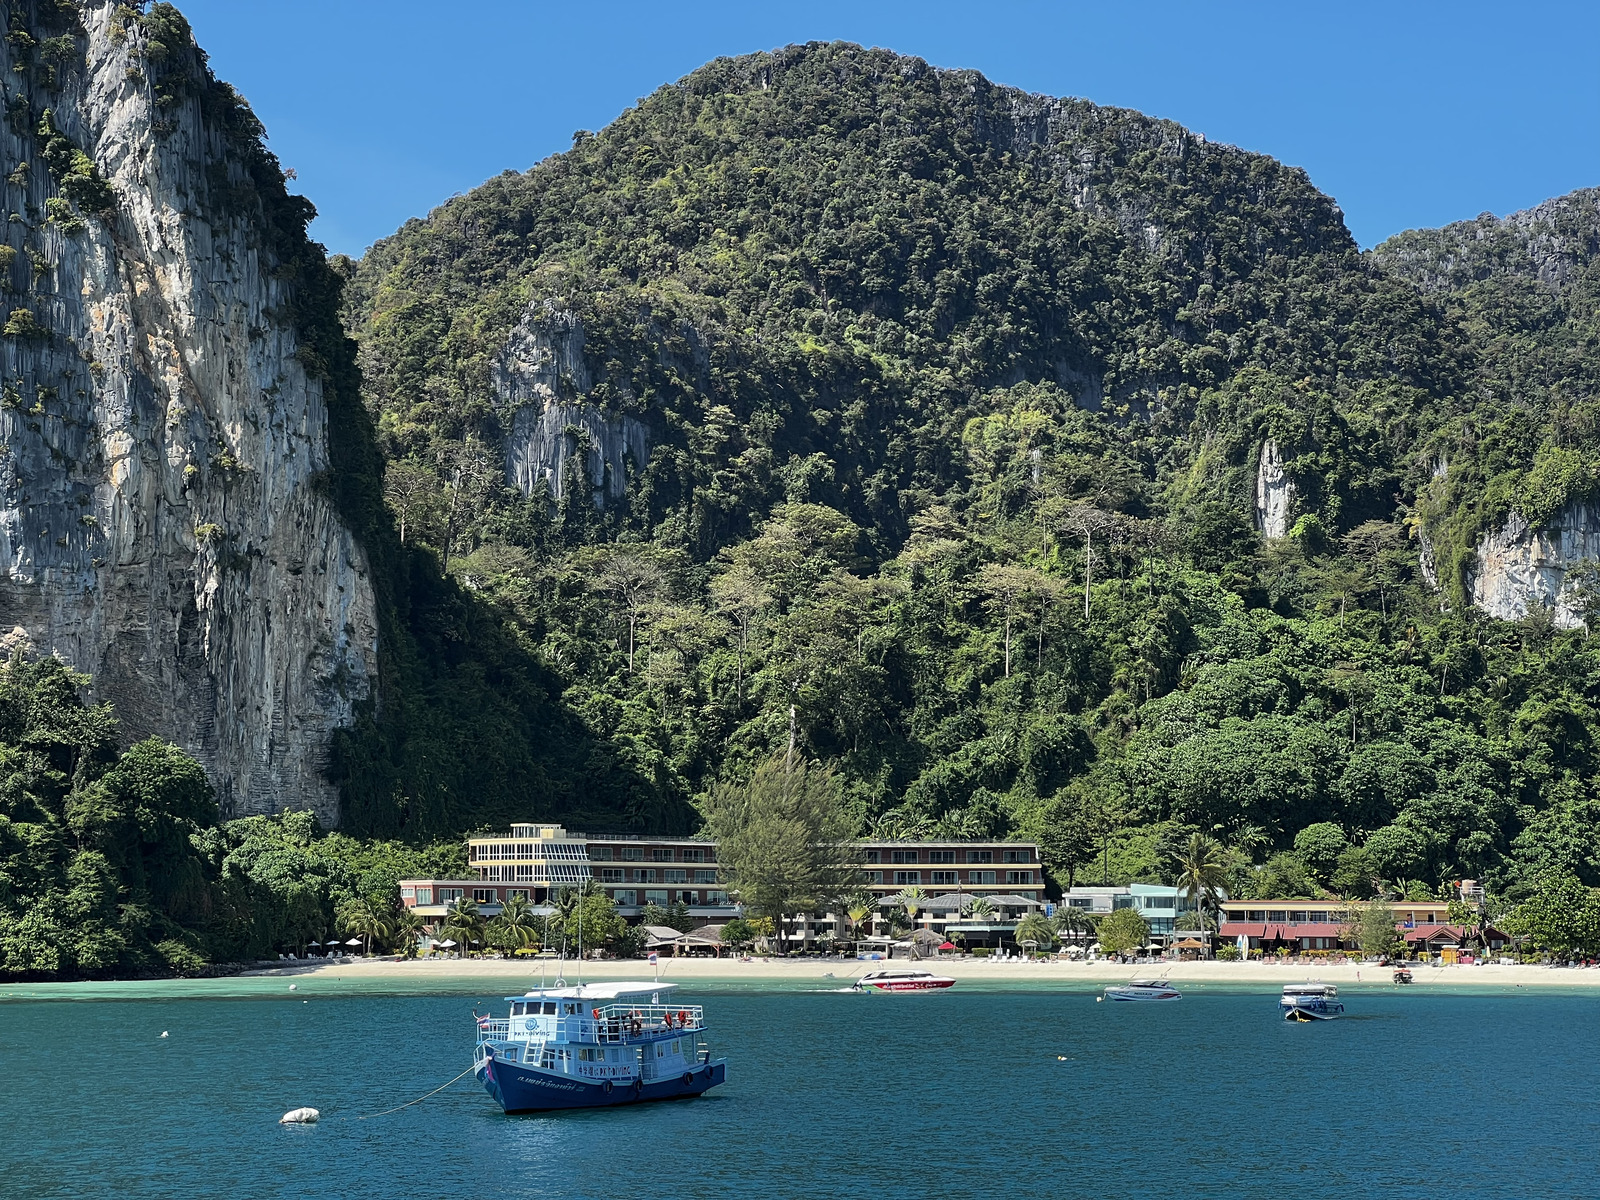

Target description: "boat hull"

left=480, top=1056, right=726, bottom=1113
left=1282, top=1003, right=1343, bottom=1021
left=863, top=980, right=953, bottom=991
left=1105, top=989, right=1180, bottom=1001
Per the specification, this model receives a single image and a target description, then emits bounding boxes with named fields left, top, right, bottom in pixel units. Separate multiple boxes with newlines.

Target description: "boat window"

left=543, top=1002, right=557, bottom=1015
left=511, top=1002, right=524, bottom=1016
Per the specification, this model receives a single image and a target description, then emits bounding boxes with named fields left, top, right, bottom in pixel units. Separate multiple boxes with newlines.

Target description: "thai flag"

left=648, top=952, right=658, bottom=965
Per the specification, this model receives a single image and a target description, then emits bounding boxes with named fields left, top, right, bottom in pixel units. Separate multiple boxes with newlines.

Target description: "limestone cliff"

left=0, top=2, right=376, bottom=821
left=1468, top=504, right=1600, bottom=629
left=1254, top=439, right=1293, bottom=539
left=493, top=303, right=649, bottom=508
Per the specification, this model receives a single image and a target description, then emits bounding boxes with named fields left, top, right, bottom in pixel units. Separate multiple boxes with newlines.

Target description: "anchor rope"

left=353, top=1062, right=479, bottom=1120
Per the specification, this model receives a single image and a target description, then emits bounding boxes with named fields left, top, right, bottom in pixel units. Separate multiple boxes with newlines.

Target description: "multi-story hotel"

left=1216, top=896, right=1509, bottom=959
left=400, top=826, right=1047, bottom=948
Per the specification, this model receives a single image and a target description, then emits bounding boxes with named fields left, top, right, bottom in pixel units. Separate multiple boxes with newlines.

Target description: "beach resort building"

left=400, top=826, right=1047, bottom=950
left=1217, top=897, right=1509, bottom=958
left=1061, top=884, right=1198, bottom=947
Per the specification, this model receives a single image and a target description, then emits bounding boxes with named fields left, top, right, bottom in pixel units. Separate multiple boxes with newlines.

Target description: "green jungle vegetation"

left=6, top=18, right=1600, bottom=975
left=344, top=43, right=1600, bottom=902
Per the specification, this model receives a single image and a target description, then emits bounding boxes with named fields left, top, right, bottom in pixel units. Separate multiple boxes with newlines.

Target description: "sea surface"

left=2, top=973, right=1595, bottom=1199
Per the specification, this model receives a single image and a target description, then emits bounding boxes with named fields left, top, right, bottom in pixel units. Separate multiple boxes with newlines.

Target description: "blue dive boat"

left=473, top=981, right=727, bottom=1113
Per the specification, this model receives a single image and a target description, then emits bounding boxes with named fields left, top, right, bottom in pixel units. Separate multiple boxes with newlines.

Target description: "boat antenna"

left=576, top=876, right=585, bottom=988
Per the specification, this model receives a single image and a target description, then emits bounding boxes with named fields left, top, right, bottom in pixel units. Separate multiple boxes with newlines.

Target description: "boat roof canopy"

left=509, top=981, right=678, bottom=1002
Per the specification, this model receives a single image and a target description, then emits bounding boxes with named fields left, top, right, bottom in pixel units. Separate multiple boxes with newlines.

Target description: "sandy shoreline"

left=242, top=956, right=1600, bottom=989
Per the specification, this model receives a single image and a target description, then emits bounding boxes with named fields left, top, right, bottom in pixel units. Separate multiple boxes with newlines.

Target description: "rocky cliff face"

left=493, top=302, right=650, bottom=508
left=0, top=2, right=376, bottom=821
left=1254, top=439, right=1293, bottom=538
left=1468, top=504, right=1600, bottom=629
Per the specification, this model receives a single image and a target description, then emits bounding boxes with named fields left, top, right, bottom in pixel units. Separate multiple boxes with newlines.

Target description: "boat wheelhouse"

left=1104, top=979, right=1181, bottom=1002
left=853, top=970, right=955, bottom=991
left=473, top=981, right=726, bottom=1112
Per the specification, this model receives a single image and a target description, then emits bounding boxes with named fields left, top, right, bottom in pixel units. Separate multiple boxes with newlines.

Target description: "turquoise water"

left=3, top=977, right=1595, bottom=1198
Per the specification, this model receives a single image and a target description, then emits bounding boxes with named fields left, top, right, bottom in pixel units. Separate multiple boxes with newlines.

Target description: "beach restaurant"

left=1218, top=897, right=1496, bottom=954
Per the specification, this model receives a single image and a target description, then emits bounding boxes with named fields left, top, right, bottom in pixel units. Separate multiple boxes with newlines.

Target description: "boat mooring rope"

left=355, top=1062, right=480, bottom=1120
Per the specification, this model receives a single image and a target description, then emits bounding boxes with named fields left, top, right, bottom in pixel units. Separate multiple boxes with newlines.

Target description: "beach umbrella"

left=345, top=938, right=361, bottom=947
left=439, top=939, right=458, bottom=948
left=938, top=941, right=957, bottom=951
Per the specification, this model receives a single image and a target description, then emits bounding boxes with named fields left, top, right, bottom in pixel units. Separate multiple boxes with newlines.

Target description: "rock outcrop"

left=0, top=3, right=376, bottom=821
left=493, top=303, right=649, bottom=508
left=1254, top=439, right=1293, bottom=539
left=1469, top=504, right=1600, bottom=629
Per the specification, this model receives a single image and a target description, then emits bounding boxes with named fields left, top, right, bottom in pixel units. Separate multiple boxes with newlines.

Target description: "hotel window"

left=473, top=888, right=496, bottom=903
left=864, top=849, right=881, bottom=863
left=400, top=887, right=415, bottom=900
left=675, top=890, right=696, bottom=905
left=704, top=890, right=729, bottom=904
left=681, top=848, right=705, bottom=863
left=967, top=850, right=993, bottom=864
left=644, top=890, right=668, bottom=905
left=928, top=850, right=955, bottom=864
left=1247, top=910, right=1265, bottom=922
left=633, top=869, right=656, bottom=884
left=1068, top=898, right=1093, bottom=909
left=894, top=870, right=920, bottom=885
left=414, top=888, right=432, bottom=904
left=1289, top=911, right=1307, bottom=923
left=588, top=847, right=614, bottom=861
left=651, top=848, right=675, bottom=862
left=664, top=869, right=688, bottom=884
left=600, top=868, right=623, bottom=883
left=620, top=847, right=644, bottom=861
left=440, top=888, right=463, bottom=902
left=1268, top=910, right=1287, bottom=922
left=613, top=890, right=637, bottom=906
left=694, top=870, right=718, bottom=884
left=930, top=871, right=958, bottom=885
left=1145, top=895, right=1174, bottom=909
left=1006, top=871, right=1033, bottom=885
left=969, top=870, right=995, bottom=884
left=865, top=871, right=883, bottom=883
left=891, top=850, right=918, bottom=864
left=1003, top=849, right=1030, bottom=864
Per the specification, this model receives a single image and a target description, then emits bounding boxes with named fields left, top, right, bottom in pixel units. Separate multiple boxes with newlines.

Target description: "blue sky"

left=178, top=0, right=1599, bottom=259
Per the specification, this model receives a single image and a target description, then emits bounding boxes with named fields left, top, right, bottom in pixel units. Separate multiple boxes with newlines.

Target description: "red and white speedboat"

left=853, top=970, right=955, bottom=992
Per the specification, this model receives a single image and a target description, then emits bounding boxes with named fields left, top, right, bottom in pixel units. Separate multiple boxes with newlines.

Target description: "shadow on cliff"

left=309, top=266, right=690, bottom=842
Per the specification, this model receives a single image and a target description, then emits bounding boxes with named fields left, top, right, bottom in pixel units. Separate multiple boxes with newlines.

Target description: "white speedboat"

left=1280, top=983, right=1343, bottom=1021
left=853, top=970, right=954, bottom=991
left=1104, top=979, right=1181, bottom=1001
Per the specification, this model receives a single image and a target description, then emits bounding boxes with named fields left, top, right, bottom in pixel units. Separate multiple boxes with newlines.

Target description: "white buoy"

left=160, top=1031, right=169, bottom=1037
left=279, top=1107, right=320, bottom=1125
left=289, top=984, right=298, bottom=991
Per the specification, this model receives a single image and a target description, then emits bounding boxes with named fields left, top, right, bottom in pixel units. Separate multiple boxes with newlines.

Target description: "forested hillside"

left=332, top=42, right=1600, bottom=900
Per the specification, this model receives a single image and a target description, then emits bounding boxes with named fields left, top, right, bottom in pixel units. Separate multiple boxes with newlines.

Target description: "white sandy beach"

left=244, top=955, right=1600, bottom=989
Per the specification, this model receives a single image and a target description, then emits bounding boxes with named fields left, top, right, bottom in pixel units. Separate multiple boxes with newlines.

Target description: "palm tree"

left=392, top=907, right=424, bottom=959
left=1055, top=907, right=1096, bottom=946
left=439, top=897, right=486, bottom=957
left=494, top=892, right=542, bottom=951
left=1171, top=833, right=1228, bottom=948
left=963, top=896, right=996, bottom=920
left=339, top=898, right=394, bottom=957
left=1014, top=912, right=1057, bottom=954
left=893, top=886, right=928, bottom=928
left=843, top=892, right=875, bottom=949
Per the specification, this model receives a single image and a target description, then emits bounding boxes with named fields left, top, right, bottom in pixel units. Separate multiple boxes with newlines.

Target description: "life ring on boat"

left=602, top=1080, right=613, bottom=1095
left=677, top=1009, right=690, bottom=1026
left=633, top=1078, right=644, bottom=1095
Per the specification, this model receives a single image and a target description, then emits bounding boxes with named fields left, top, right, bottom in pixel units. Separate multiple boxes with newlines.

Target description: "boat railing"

left=592, top=1003, right=703, bottom=1043
left=476, top=1018, right=511, bottom=1042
